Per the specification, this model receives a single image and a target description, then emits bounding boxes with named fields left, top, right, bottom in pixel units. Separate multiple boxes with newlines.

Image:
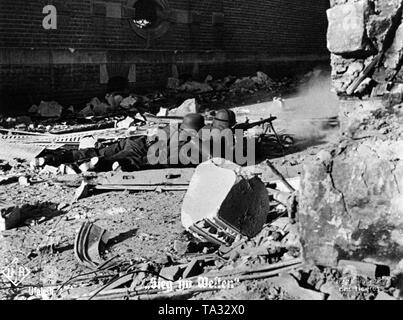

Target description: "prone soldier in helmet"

left=31, top=113, right=208, bottom=172
left=30, top=108, right=256, bottom=172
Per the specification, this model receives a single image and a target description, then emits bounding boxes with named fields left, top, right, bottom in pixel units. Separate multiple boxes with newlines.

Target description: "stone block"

left=159, top=265, right=185, bottom=282
left=181, top=159, right=271, bottom=244
left=383, top=23, right=403, bottom=70
left=0, top=203, right=22, bottom=231
left=269, top=273, right=326, bottom=300
left=367, top=0, right=403, bottom=51
left=338, top=260, right=390, bottom=278
left=327, top=0, right=370, bottom=54
left=299, top=139, right=403, bottom=268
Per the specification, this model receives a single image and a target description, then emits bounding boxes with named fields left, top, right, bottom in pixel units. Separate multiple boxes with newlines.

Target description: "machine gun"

left=232, top=115, right=277, bottom=131
left=232, top=115, right=286, bottom=155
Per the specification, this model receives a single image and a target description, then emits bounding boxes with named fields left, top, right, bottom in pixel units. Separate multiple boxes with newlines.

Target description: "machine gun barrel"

left=232, top=116, right=277, bottom=131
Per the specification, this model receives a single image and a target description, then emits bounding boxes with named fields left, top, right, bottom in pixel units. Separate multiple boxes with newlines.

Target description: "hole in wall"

left=129, top=0, right=171, bottom=40
left=133, top=0, right=161, bottom=29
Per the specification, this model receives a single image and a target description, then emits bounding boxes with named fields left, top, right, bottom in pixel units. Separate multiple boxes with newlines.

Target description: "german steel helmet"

left=212, top=109, right=236, bottom=130
left=180, top=113, right=205, bottom=132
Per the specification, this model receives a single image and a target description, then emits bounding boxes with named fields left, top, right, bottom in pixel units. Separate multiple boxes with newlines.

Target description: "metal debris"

left=74, top=221, right=110, bottom=269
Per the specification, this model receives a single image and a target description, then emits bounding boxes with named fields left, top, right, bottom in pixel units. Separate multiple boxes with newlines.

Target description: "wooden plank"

left=95, top=185, right=188, bottom=191
left=96, top=168, right=195, bottom=186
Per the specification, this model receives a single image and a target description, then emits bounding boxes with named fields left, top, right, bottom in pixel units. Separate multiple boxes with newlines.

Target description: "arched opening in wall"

left=129, top=0, right=171, bottom=40
left=107, top=76, right=129, bottom=94
left=133, top=0, right=160, bottom=29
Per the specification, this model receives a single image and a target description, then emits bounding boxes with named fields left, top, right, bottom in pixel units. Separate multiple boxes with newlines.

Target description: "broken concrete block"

left=338, top=260, right=390, bottom=278
left=93, top=103, right=110, bottom=116
left=173, top=240, right=189, bottom=256
left=116, top=116, right=136, bottom=129
left=269, top=273, right=326, bottom=300
left=18, top=176, right=30, bottom=187
left=159, top=265, right=185, bottom=282
left=37, top=101, right=63, bottom=118
left=0, top=203, right=22, bottom=231
left=232, top=77, right=256, bottom=91
left=181, top=159, right=271, bottom=245
left=327, top=0, right=370, bottom=54
left=63, top=165, right=78, bottom=175
left=106, top=94, right=123, bottom=109
left=74, top=181, right=90, bottom=202
left=169, top=99, right=200, bottom=117
left=79, top=136, right=98, bottom=150
left=182, top=259, right=205, bottom=279
left=120, top=96, right=137, bottom=109
left=383, top=23, right=403, bottom=70
left=82, top=97, right=111, bottom=117
left=157, top=107, right=169, bottom=117
left=42, top=165, right=59, bottom=175
left=79, top=105, right=95, bottom=117
left=299, top=138, right=403, bottom=268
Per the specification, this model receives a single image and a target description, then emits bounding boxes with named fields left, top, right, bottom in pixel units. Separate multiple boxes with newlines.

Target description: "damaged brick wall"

left=0, top=0, right=329, bottom=113
left=299, top=0, right=403, bottom=269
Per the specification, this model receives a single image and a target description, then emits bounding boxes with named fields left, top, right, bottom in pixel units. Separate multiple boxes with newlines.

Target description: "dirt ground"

left=0, top=117, right=340, bottom=300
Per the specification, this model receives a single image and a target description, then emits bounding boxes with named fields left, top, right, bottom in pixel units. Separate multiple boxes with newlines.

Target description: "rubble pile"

left=0, top=71, right=291, bottom=131
left=297, top=0, right=403, bottom=296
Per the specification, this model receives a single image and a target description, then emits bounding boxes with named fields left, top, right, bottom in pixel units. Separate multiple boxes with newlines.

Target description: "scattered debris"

left=169, top=99, right=200, bottom=116
left=74, top=221, right=110, bottom=269
left=268, top=272, right=325, bottom=300
left=338, top=260, right=390, bottom=279
left=78, top=136, right=98, bottom=150
left=0, top=202, right=22, bottom=231
left=74, top=181, right=90, bottom=202
left=173, top=240, right=189, bottom=256
left=18, top=176, right=30, bottom=186
left=159, top=265, right=185, bottom=282
left=36, top=101, right=63, bottom=118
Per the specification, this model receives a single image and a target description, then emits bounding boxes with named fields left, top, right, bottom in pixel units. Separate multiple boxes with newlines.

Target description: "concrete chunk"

left=338, top=260, right=390, bottom=278
left=299, top=139, right=403, bottom=268
left=269, top=273, right=326, bottom=300
left=327, top=0, right=370, bottom=54
left=159, top=265, right=185, bottom=282
left=0, top=202, right=22, bottom=231
left=181, top=159, right=271, bottom=243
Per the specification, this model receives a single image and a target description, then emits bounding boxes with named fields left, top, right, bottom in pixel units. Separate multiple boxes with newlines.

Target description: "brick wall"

left=0, top=0, right=330, bottom=113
